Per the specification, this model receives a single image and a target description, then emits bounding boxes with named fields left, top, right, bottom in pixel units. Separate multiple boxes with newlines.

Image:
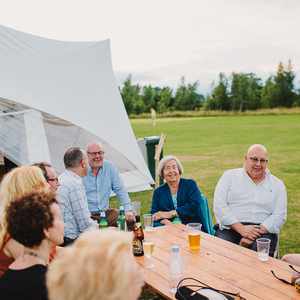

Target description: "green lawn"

left=128, top=115, right=300, bottom=256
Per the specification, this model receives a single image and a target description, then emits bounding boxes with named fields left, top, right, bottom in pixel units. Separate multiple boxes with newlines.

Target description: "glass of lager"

left=143, top=214, right=154, bottom=232
left=187, top=223, right=202, bottom=251
left=143, top=240, right=155, bottom=268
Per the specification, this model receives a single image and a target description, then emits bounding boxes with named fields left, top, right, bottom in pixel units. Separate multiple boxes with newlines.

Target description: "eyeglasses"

left=87, top=151, right=105, bottom=156
left=271, top=265, right=300, bottom=286
left=47, top=177, right=59, bottom=183
left=249, top=156, right=268, bottom=164
left=176, top=277, right=246, bottom=300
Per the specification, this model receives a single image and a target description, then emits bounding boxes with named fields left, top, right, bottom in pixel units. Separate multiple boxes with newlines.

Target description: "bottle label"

left=133, top=239, right=144, bottom=256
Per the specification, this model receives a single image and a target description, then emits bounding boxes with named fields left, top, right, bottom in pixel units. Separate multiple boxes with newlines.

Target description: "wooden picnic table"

left=135, top=224, right=300, bottom=300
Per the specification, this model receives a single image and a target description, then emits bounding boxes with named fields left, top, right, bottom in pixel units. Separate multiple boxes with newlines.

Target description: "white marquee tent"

left=0, top=25, right=154, bottom=192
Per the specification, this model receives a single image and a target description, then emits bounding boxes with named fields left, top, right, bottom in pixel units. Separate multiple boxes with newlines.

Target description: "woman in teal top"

left=151, top=155, right=214, bottom=234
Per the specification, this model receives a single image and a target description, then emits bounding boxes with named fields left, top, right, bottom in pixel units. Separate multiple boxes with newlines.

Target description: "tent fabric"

left=0, top=25, right=154, bottom=192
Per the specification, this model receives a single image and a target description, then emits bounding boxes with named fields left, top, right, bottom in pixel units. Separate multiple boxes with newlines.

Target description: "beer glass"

left=187, top=223, right=202, bottom=251
left=256, top=238, right=271, bottom=261
left=144, top=240, right=155, bottom=268
left=143, top=214, right=154, bottom=232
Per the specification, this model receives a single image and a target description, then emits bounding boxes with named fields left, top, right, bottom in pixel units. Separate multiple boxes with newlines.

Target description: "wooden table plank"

left=136, top=224, right=300, bottom=300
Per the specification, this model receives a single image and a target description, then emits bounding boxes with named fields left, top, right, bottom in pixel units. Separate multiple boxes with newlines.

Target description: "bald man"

left=82, top=143, right=134, bottom=224
left=213, top=144, right=287, bottom=256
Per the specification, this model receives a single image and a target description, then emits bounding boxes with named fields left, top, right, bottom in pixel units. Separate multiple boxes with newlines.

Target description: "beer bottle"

left=132, top=222, right=144, bottom=256
left=99, top=211, right=108, bottom=229
left=117, top=205, right=126, bottom=231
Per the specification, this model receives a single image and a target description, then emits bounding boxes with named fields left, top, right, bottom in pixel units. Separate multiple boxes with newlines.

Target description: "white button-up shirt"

left=213, top=168, right=287, bottom=233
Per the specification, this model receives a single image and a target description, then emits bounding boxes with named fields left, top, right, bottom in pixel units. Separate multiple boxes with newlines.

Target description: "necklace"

left=24, top=250, right=47, bottom=265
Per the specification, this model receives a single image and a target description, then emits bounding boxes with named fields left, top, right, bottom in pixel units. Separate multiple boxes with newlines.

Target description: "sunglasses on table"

left=175, top=277, right=246, bottom=300
left=271, top=265, right=300, bottom=285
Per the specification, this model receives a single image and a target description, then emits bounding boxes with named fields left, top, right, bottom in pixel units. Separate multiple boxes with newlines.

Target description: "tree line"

left=120, top=61, right=300, bottom=114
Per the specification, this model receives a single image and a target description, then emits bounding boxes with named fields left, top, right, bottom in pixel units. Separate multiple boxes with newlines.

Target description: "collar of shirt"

left=87, top=163, right=105, bottom=177
left=242, top=168, right=271, bottom=185
left=65, top=169, right=83, bottom=182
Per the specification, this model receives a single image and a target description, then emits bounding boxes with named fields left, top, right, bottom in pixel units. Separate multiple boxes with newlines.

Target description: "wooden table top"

left=135, top=224, right=300, bottom=300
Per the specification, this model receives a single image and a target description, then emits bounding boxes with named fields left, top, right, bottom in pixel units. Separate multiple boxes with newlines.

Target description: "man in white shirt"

left=213, top=144, right=287, bottom=256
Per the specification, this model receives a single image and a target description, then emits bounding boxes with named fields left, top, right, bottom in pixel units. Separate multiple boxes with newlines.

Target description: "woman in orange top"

left=0, top=165, right=49, bottom=277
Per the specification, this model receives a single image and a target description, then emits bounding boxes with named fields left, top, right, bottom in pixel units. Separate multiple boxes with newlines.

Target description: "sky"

left=1, top=0, right=299, bottom=93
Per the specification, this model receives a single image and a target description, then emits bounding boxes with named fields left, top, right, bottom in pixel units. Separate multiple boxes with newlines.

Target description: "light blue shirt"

left=213, top=168, right=287, bottom=234
left=83, top=160, right=131, bottom=212
left=172, top=193, right=177, bottom=209
left=58, top=170, right=94, bottom=239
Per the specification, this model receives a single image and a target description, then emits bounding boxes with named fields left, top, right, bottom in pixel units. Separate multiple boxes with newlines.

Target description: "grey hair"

left=64, top=147, right=85, bottom=169
left=157, top=155, right=183, bottom=179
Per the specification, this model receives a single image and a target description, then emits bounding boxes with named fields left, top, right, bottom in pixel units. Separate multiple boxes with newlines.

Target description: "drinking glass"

left=256, top=238, right=271, bottom=261
left=143, top=214, right=154, bottom=232
left=132, top=201, right=141, bottom=223
left=144, top=240, right=155, bottom=268
left=186, top=223, right=202, bottom=251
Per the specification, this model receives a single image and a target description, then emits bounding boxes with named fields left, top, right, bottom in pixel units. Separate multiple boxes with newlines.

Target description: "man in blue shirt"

left=83, top=142, right=134, bottom=225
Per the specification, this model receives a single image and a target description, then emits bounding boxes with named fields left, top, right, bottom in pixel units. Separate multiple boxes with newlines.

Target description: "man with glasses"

left=33, top=162, right=60, bottom=192
left=83, top=142, right=134, bottom=225
left=213, top=144, right=287, bottom=256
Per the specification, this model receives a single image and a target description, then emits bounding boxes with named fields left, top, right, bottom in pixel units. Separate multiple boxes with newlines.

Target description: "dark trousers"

left=62, top=236, right=76, bottom=247
left=215, top=223, right=278, bottom=257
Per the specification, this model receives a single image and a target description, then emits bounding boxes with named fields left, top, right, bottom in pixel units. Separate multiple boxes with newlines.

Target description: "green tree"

left=157, top=87, right=173, bottom=112
left=205, top=73, right=230, bottom=110
left=262, top=61, right=296, bottom=108
left=230, top=73, right=262, bottom=111
left=174, top=77, right=203, bottom=111
left=120, top=75, right=140, bottom=114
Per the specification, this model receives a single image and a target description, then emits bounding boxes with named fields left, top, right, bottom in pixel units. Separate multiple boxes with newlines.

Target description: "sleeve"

left=151, top=189, right=162, bottom=227
left=110, top=164, right=131, bottom=211
left=175, top=180, right=202, bottom=218
left=69, top=186, right=94, bottom=233
left=261, top=180, right=287, bottom=233
left=213, top=171, right=239, bottom=227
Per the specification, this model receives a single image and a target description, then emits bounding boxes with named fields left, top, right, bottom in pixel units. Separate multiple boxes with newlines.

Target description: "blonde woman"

left=0, top=166, right=48, bottom=277
left=47, top=230, right=144, bottom=300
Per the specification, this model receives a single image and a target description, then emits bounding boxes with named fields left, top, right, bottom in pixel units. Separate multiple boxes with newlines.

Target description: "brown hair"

left=6, top=191, right=57, bottom=247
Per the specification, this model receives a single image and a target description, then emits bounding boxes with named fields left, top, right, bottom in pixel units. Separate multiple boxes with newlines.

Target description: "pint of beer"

left=187, top=223, right=202, bottom=251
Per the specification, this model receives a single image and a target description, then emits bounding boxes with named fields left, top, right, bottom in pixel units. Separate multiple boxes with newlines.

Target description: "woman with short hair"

left=151, top=155, right=214, bottom=234
left=47, top=229, right=144, bottom=300
left=0, top=191, right=64, bottom=300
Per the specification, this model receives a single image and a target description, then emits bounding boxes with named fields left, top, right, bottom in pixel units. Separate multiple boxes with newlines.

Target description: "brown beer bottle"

left=132, top=222, right=144, bottom=256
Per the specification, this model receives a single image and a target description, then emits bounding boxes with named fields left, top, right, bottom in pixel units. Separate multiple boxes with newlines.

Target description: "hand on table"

left=125, top=211, right=135, bottom=222
left=152, top=210, right=175, bottom=221
left=160, top=219, right=173, bottom=225
left=239, top=237, right=254, bottom=248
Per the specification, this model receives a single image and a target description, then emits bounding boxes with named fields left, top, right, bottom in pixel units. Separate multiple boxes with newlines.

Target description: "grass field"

left=128, top=114, right=300, bottom=256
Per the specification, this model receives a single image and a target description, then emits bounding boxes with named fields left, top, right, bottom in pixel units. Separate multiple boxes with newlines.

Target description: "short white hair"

left=157, top=155, right=184, bottom=179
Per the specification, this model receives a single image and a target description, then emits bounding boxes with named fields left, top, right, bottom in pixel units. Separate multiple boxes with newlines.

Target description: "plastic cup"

left=256, top=238, right=271, bottom=261
left=132, top=201, right=141, bottom=216
left=143, top=214, right=154, bottom=232
left=187, top=223, right=202, bottom=251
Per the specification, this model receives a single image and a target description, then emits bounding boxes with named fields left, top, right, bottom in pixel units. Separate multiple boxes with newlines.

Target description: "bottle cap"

left=171, top=244, right=180, bottom=253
